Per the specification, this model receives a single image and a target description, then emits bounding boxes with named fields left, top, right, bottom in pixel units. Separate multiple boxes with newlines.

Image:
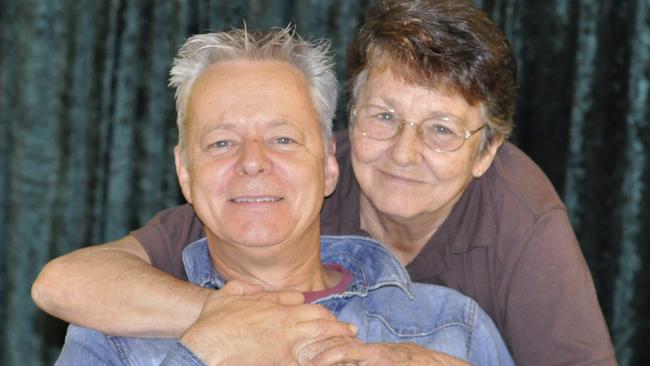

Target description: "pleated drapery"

left=1, top=1, right=648, bottom=365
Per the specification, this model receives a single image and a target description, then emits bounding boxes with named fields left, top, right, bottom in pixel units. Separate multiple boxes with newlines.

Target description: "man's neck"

left=206, top=230, right=340, bottom=293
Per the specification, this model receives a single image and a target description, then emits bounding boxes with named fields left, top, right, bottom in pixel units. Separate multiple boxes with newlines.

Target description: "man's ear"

left=324, top=138, right=339, bottom=196
left=174, top=145, right=193, bottom=204
left=472, top=136, right=504, bottom=178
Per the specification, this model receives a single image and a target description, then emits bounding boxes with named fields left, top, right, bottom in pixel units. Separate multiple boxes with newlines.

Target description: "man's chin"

left=218, top=227, right=290, bottom=248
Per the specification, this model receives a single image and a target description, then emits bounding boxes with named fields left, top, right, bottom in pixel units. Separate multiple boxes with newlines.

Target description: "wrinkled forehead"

left=355, top=60, right=488, bottom=126
left=356, top=62, right=462, bottom=105
left=359, top=52, right=481, bottom=107
left=187, top=60, right=318, bottom=123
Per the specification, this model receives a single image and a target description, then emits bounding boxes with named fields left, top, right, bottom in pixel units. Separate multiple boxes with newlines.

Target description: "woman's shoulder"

left=489, top=142, right=565, bottom=216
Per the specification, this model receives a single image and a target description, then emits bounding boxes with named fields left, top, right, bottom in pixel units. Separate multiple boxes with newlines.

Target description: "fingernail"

left=348, top=324, right=358, bottom=334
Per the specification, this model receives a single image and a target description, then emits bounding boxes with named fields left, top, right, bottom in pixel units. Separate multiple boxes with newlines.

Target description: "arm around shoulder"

left=32, top=235, right=210, bottom=338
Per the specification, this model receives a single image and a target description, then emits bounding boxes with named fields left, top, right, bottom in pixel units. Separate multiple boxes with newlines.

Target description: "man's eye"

left=210, top=140, right=232, bottom=149
left=274, top=137, right=294, bottom=145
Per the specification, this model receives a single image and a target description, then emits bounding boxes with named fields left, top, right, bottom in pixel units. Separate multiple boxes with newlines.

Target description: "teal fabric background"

left=1, top=0, right=648, bottom=365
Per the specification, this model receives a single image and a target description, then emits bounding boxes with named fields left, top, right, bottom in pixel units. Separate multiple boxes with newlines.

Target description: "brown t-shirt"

left=132, top=130, right=617, bottom=366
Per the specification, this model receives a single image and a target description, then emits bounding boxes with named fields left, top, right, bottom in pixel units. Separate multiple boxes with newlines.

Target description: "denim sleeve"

left=55, top=325, right=124, bottom=366
left=159, top=341, right=208, bottom=365
left=55, top=325, right=207, bottom=366
left=467, top=305, right=516, bottom=366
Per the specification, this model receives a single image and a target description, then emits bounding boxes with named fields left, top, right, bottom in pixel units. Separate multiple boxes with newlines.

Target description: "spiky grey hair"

left=169, top=25, right=338, bottom=151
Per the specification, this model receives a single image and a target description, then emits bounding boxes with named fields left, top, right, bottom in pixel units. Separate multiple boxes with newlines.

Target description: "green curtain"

left=1, top=0, right=648, bottom=365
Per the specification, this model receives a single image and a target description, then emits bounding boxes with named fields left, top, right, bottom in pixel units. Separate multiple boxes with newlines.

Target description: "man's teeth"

left=232, top=197, right=280, bottom=203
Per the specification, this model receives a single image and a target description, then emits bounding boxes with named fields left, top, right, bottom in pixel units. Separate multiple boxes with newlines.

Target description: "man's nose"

left=390, top=122, right=423, bottom=166
left=235, top=139, right=271, bottom=176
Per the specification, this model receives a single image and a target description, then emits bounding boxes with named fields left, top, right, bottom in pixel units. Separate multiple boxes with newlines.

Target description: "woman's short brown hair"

left=346, top=0, right=517, bottom=150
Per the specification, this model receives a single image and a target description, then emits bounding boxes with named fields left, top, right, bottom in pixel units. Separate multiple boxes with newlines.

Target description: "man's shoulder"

left=319, top=235, right=415, bottom=299
left=409, top=282, right=478, bottom=321
left=361, top=280, right=492, bottom=342
left=320, top=237, right=486, bottom=332
left=320, top=236, right=486, bottom=324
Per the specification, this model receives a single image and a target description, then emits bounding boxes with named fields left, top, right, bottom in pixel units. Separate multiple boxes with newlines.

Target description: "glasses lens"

left=420, top=119, right=465, bottom=152
left=354, top=105, right=479, bottom=152
left=356, top=106, right=400, bottom=139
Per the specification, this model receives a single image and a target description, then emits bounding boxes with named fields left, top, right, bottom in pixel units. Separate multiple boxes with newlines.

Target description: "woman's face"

left=350, top=66, right=500, bottom=222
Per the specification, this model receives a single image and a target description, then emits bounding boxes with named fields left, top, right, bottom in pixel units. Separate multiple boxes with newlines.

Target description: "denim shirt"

left=56, top=235, right=514, bottom=365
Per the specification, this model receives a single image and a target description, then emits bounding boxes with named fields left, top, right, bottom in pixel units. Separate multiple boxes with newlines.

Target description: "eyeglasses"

left=351, top=104, right=486, bottom=153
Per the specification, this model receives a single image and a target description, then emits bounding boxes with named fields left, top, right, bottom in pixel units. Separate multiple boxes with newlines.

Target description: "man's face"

left=175, top=59, right=338, bottom=252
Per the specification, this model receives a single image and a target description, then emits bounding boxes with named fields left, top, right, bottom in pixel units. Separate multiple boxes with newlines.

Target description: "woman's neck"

left=359, top=193, right=450, bottom=265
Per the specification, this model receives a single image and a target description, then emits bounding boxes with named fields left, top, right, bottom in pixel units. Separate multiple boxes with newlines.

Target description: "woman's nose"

left=390, top=122, right=424, bottom=166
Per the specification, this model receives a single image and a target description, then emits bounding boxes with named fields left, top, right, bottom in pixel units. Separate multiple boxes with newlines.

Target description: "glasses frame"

left=351, top=105, right=486, bottom=153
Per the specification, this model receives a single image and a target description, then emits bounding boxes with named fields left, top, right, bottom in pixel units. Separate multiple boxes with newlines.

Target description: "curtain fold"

left=54, top=0, right=98, bottom=256
left=612, top=0, right=649, bottom=363
left=1, top=1, right=647, bottom=365
left=5, top=1, right=67, bottom=364
left=0, top=1, right=16, bottom=360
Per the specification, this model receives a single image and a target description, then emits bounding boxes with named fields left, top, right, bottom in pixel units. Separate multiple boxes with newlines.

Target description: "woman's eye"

left=431, top=124, right=454, bottom=135
left=376, top=112, right=394, bottom=121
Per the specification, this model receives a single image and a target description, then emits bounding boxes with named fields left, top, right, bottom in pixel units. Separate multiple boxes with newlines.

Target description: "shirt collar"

left=181, top=235, right=413, bottom=299
left=319, top=235, right=413, bottom=299
left=182, top=238, right=225, bottom=289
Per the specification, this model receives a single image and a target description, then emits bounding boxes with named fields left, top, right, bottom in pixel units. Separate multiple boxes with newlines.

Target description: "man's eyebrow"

left=198, top=119, right=296, bottom=135
left=267, top=120, right=292, bottom=128
left=201, top=122, right=237, bottom=133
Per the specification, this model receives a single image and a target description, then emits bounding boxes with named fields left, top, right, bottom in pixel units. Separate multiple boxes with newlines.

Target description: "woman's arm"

left=32, top=235, right=210, bottom=338
left=502, top=209, right=617, bottom=365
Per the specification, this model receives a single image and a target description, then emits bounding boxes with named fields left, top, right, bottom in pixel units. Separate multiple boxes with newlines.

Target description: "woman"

left=33, top=1, right=615, bottom=365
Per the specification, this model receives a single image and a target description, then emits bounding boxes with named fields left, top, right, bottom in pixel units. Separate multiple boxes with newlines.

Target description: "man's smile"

left=230, top=196, right=283, bottom=203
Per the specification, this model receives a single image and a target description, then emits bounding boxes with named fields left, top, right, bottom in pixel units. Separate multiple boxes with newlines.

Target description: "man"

left=54, top=28, right=513, bottom=365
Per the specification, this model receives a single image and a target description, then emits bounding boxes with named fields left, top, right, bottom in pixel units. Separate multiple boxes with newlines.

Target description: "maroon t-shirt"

left=132, top=130, right=616, bottom=366
left=303, top=264, right=353, bottom=304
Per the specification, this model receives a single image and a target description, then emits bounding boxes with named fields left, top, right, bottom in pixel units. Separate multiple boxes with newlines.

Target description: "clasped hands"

left=180, top=280, right=469, bottom=366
